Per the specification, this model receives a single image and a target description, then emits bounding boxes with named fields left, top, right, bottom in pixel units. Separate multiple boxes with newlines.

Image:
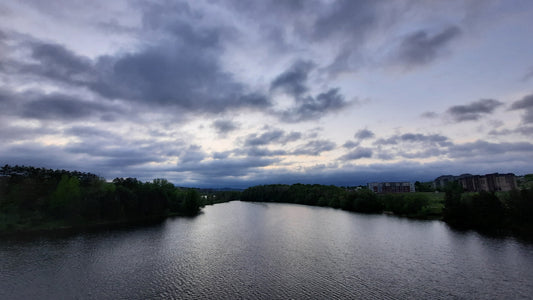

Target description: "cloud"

left=244, top=129, right=301, bottom=146
left=212, top=120, right=239, bottom=137
left=243, top=147, right=287, bottom=158
left=510, top=94, right=533, bottom=123
left=65, top=126, right=115, bottom=139
left=489, top=125, right=533, bottom=137
left=339, top=147, right=373, bottom=161
left=0, top=125, right=58, bottom=143
left=270, top=60, right=314, bottom=97
left=421, top=111, right=438, bottom=119
left=27, top=41, right=93, bottom=84
left=0, top=88, right=121, bottom=121
left=375, top=133, right=451, bottom=147
left=21, top=92, right=116, bottom=121
left=179, top=145, right=207, bottom=164
left=342, top=140, right=359, bottom=149
left=269, top=60, right=351, bottom=122
left=354, top=129, right=375, bottom=140
left=292, top=140, right=336, bottom=156
left=173, top=157, right=279, bottom=178
left=312, top=0, right=381, bottom=41
left=396, top=26, right=461, bottom=67
left=447, top=140, right=533, bottom=158
left=90, top=40, right=270, bottom=113
left=4, top=33, right=271, bottom=117
left=446, top=99, right=503, bottom=122
left=279, top=88, right=350, bottom=122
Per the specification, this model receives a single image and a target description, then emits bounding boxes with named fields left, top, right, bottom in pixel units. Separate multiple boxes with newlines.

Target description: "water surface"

left=1, top=201, right=532, bottom=299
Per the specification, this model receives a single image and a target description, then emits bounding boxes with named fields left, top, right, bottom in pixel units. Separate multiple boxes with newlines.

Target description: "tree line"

left=241, top=182, right=533, bottom=235
left=0, top=165, right=205, bottom=233
left=241, top=183, right=438, bottom=218
left=443, top=182, right=533, bottom=233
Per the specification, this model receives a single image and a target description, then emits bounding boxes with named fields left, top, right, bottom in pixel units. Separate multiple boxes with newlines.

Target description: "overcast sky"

left=1, top=0, right=533, bottom=188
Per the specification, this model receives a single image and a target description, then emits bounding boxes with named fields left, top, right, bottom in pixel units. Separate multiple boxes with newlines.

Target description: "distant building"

left=367, top=182, right=415, bottom=193
left=433, top=173, right=517, bottom=192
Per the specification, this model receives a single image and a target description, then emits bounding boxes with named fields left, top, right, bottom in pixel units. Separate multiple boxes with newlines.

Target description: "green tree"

left=182, top=189, right=201, bottom=215
left=49, top=175, right=81, bottom=220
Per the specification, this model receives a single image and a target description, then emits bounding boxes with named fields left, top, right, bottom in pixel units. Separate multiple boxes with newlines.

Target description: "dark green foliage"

left=444, top=182, right=533, bottom=232
left=505, top=189, right=533, bottom=225
left=342, top=189, right=383, bottom=213
left=241, top=184, right=436, bottom=217
left=182, top=189, right=201, bottom=215
left=243, top=184, right=379, bottom=213
left=414, top=181, right=435, bottom=192
left=381, top=193, right=430, bottom=216
left=48, top=175, right=81, bottom=220
left=443, top=182, right=464, bottom=221
left=0, top=165, right=203, bottom=233
left=241, top=184, right=291, bottom=203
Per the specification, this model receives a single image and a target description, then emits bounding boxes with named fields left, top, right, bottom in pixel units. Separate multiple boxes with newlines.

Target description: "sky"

left=1, top=0, right=533, bottom=188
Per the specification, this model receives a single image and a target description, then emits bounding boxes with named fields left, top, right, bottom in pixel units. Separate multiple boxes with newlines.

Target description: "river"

left=1, top=201, right=532, bottom=299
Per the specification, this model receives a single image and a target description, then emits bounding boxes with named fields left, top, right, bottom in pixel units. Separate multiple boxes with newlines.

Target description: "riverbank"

left=241, top=184, right=445, bottom=219
left=0, top=211, right=199, bottom=237
left=0, top=165, right=206, bottom=236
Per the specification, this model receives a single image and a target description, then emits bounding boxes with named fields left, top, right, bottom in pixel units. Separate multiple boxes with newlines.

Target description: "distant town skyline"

left=1, top=1, right=533, bottom=188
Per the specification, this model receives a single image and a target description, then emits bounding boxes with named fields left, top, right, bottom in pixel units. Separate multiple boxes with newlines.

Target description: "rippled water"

left=1, top=201, right=533, bottom=299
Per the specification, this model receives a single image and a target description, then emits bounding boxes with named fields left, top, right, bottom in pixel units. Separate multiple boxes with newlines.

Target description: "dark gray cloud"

left=447, top=99, right=503, bottom=122
left=243, top=147, right=287, bottom=158
left=342, top=140, right=359, bottom=149
left=397, top=148, right=446, bottom=159
left=4, top=32, right=271, bottom=117
left=339, top=147, right=373, bottom=161
left=489, top=125, right=533, bottom=137
left=212, top=120, right=239, bottom=136
left=0, top=88, right=17, bottom=112
left=269, top=60, right=351, bottom=122
left=421, top=111, right=438, bottom=119
left=292, top=140, right=336, bottom=156
left=0, top=125, right=58, bottom=143
left=179, top=145, right=207, bottom=164
left=66, top=142, right=165, bottom=167
left=354, top=129, right=375, bottom=140
left=510, top=94, right=533, bottom=123
left=65, top=126, right=115, bottom=139
left=396, top=26, right=461, bottom=67
left=27, top=41, right=93, bottom=84
left=21, top=92, right=115, bottom=121
left=0, top=87, right=121, bottom=121
left=279, top=88, right=349, bottom=122
left=448, top=140, right=533, bottom=158
left=312, top=0, right=382, bottom=41
left=375, top=133, right=450, bottom=147
left=212, top=151, right=232, bottom=160
left=173, top=157, right=279, bottom=178
left=91, top=40, right=269, bottom=113
left=510, top=94, right=533, bottom=110
left=270, top=60, right=314, bottom=97
left=244, top=129, right=301, bottom=146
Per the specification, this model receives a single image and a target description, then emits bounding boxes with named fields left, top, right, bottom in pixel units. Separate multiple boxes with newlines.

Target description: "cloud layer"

left=1, top=0, right=532, bottom=187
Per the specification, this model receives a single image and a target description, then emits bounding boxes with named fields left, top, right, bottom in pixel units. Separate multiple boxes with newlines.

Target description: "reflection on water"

left=1, top=201, right=533, bottom=299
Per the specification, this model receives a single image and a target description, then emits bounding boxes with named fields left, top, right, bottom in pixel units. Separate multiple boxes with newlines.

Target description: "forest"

left=443, top=182, right=533, bottom=233
left=0, top=165, right=205, bottom=233
left=242, top=182, right=533, bottom=235
left=241, top=183, right=442, bottom=218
